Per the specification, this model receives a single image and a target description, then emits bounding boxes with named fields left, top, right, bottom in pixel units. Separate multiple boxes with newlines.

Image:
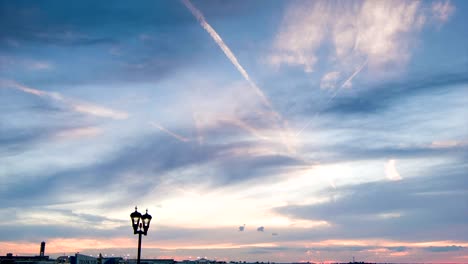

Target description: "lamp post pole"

left=130, top=206, right=152, bottom=264
left=137, top=232, right=142, bottom=264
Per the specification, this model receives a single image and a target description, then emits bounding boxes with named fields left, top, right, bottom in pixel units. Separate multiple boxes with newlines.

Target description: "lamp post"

left=130, top=206, right=152, bottom=264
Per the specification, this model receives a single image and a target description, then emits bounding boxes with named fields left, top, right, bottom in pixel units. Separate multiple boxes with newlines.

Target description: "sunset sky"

left=1, top=0, right=467, bottom=262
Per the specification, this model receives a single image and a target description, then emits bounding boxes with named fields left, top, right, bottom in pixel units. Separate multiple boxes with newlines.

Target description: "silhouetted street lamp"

left=130, top=206, right=152, bottom=264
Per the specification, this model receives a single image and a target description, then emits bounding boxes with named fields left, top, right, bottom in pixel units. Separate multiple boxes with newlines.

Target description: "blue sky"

left=1, top=0, right=467, bottom=262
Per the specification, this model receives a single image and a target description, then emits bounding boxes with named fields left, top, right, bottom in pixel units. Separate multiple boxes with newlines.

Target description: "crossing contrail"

left=181, top=0, right=272, bottom=109
left=340, top=58, right=368, bottom=89
left=296, top=59, right=368, bottom=136
left=182, top=0, right=300, bottom=154
left=149, top=121, right=190, bottom=142
left=217, top=117, right=269, bottom=141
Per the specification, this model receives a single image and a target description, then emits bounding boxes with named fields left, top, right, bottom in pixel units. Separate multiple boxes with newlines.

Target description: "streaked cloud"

left=1, top=0, right=466, bottom=262
left=1, top=80, right=129, bottom=120
left=71, top=102, right=128, bottom=120
left=28, top=61, right=53, bottom=70
left=54, top=127, right=103, bottom=140
left=431, top=140, right=468, bottom=148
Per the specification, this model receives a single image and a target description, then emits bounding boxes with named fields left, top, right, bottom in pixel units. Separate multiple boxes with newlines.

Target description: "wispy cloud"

left=320, top=72, right=341, bottom=90
left=432, top=0, right=456, bottom=23
left=1, top=80, right=129, bottom=120
left=269, top=1, right=330, bottom=73
left=270, top=1, right=454, bottom=86
left=430, top=140, right=468, bottom=148
left=71, top=102, right=128, bottom=120
left=0, top=55, right=53, bottom=71
left=28, top=61, right=53, bottom=70
left=54, top=127, right=103, bottom=140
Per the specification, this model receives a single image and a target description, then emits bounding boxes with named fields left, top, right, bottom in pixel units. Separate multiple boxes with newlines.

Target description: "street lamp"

left=130, top=206, right=152, bottom=264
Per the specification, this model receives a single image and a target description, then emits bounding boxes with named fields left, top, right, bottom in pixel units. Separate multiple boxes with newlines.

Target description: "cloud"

left=1, top=80, right=129, bottom=120
left=323, top=71, right=468, bottom=115
left=269, top=0, right=457, bottom=91
left=71, top=102, right=128, bottom=120
left=275, top=169, right=468, bottom=241
left=385, top=159, right=402, bottom=181
left=432, top=1, right=456, bottom=23
left=320, top=72, right=341, bottom=89
left=271, top=1, right=428, bottom=71
left=425, top=245, right=464, bottom=252
left=0, top=127, right=55, bottom=155
left=431, top=140, right=468, bottom=148
left=28, top=61, right=53, bottom=70
left=299, top=136, right=468, bottom=167
left=0, top=55, right=53, bottom=71
left=2, top=129, right=306, bottom=209
left=0, top=124, right=103, bottom=156
left=269, top=1, right=330, bottom=72
left=347, top=1, right=424, bottom=68
left=54, top=127, right=102, bottom=140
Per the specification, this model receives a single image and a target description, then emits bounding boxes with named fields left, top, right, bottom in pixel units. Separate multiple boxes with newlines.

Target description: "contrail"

left=340, top=58, right=368, bottom=89
left=1, top=79, right=128, bottom=120
left=296, top=59, right=368, bottom=136
left=218, top=117, right=269, bottom=141
left=182, top=0, right=299, bottom=154
left=149, top=121, right=190, bottom=142
left=181, top=0, right=272, bottom=109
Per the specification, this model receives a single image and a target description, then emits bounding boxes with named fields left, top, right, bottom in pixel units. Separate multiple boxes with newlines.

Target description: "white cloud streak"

left=1, top=79, right=129, bottom=120
left=55, top=127, right=103, bottom=139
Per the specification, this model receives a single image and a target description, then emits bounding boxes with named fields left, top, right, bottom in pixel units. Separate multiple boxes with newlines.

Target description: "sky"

left=0, top=0, right=467, bottom=262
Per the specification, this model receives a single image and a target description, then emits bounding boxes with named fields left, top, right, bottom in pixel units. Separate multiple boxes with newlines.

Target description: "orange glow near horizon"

left=2, top=237, right=467, bottom=261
